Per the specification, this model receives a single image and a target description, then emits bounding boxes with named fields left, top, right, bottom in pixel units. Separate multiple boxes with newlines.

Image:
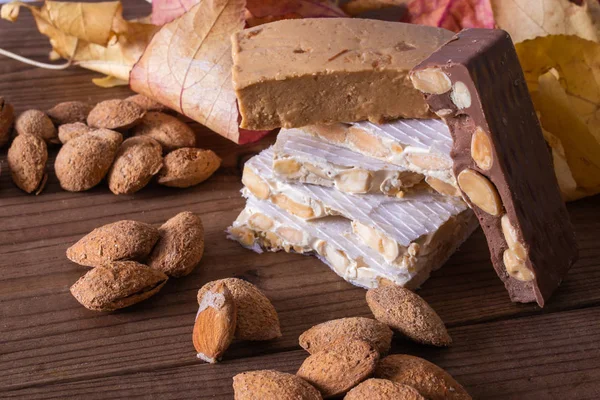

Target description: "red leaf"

left=151, top=0, right=200, bottom=25
left=403, top=0, right=494, bottom=31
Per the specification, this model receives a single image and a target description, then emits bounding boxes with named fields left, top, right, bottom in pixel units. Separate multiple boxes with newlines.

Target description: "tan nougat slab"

left=228, top=195, right=478, bottom=289
left=243, top=147, right=476, bottom=267
left=272, top=129, right=424, bottom=196
left=301, top=120, right=459, bottom=197
left=232, top=18, right=453, bottom=130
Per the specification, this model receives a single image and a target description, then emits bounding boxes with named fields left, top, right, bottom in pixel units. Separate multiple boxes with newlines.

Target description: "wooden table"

left=2, top=2, right=600, bottom=399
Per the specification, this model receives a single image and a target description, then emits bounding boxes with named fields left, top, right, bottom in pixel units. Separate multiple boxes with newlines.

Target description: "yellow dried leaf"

left=130, top=0, right=246, bottom=143
left=1, top=1, right=157, bottom=84
left=492, top=0, right=599, bottom=43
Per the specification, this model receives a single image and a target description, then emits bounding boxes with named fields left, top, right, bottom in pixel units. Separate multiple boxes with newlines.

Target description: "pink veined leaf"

left=151, top=0, right=200, bottom=25
left=403, top=0, right=494, bottom=31
left=132, top=0, right=269, bottom=144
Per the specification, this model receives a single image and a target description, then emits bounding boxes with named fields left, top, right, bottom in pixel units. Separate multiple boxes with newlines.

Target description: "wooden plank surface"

left=1, top=2, right=600, bottom=398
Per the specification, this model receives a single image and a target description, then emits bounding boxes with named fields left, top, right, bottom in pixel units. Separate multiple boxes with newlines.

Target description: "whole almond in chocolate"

left=7, top=134, right=48, bottom=194
left=70, top=261, right=168, bottom=311
left=132, top=112, right=196, bottom=153
left=107, top=136, right=163, bottom=195
left=410, top=28, right=578, bottom=306
left=87, top=99, right=145, bottom=131
left=47, top=101, right=92, bottom=125
left=57, top=122, right=94, bottom=144
left=0, top=97, right=14, bottom=147
left=67, top=220, right=160, bottom=267
left=147, top=211, right=204, bottom=277
left=157, top=148, right=221, bottom=188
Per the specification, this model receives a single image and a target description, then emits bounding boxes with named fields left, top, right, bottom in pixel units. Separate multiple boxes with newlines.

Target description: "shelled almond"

left=0, top=97, right=14, bottom=147
left=14, top=109, right=58, bottom=144
left=7, top=134, right=48, bottom=194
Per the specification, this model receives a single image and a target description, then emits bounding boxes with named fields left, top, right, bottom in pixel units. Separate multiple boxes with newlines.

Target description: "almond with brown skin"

left=344, top=378, right=425, bottom=400
left=193, top=282, right=237, bottom=363
left=374, top=355, right=471, bottom=400
left=147, top=211, right=204, bottom=277
left=87, top=99, right=145, bottom=131
left=67, top=220, right=160, bottom=267
left=70, top=261, right=168, bottom=311
left=126, top=94, right=170, bottom=113
left=297, top=339, right=380, bottom=398
left=157, top=148, right=221, bottom=188
left=300, top=317, right=393, bottom=355
left=233, top=370, right=322, bottom=400
left=132, top=112, right=196, bottom=153
left=0, top=97, right=15, bottom=147
left=366, top=286, right=451, bottom=347
left=55, top=131, right=122, bottom=191
left=47, top=101, right=92, bottom=125
left=58, top=122, right=94, bottom=144
left=15, top=109, right=58, bottom=144
left=7, top=134, right=48, bottom=194
left=197, top=278, right=281, bottom=341
left=107, top=136, right=163, bottom=195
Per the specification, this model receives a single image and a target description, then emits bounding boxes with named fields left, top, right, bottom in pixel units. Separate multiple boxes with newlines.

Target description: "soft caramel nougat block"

left=232, top=18, right=453, bottom=130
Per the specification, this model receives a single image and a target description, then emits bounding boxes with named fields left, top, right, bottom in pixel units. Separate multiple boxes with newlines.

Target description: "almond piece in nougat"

left=231, top=18, right=453, bottom=130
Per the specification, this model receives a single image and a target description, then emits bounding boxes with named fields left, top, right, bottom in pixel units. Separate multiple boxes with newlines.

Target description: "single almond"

left=366, top=286, right=451, bottom=347
left=345, top=378, right=425, bottom=400
left=233, top=370, right=322, bottom=400
left=7, top=134, right=48, bottom=194
left=87, top=99, right=145, bottom=131
left=193, top=282, right=237, bottom=363
left=197, top=278, right=281, bottom=341
left=299, top=317, right=393, bottom=355
left=132, top=112, right=196, bottom=153
left=0, top=97, right=15, bottom=147
left=47, top=101, right=92, bottom=125
left=375, top=355, right=471, bottom=400
left=157, top=148, right=221, bottom=188
left=107, top=136, right=163, bottom=195
left=55, top=131, right=122, bottom=191
left=125, top=94, right=170, bottom=113
left=297, top=339, right=379, bottom=398
left=70, top=261, right=168, bottom=311
left=15, top=109, right=58, bottom=144
left=67, top=220, right=160, bottom=267
left=57, top=122, right=94, bottom=144
left=147, top=211, right=204, bottom=277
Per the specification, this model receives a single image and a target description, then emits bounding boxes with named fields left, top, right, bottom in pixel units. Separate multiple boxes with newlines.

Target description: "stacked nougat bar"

left=228, top=124, right=478, bottom=289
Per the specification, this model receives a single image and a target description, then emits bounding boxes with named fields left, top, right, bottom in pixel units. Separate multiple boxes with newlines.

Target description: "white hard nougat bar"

left=243, top=148, right=476, bottom=266
left=228, top=195, right=478, bottom=289
left=272, top=129, right=424, bottom=196
left=232, top=18, right=454, bottom=130
left=301, top=121, right=458, bottom=197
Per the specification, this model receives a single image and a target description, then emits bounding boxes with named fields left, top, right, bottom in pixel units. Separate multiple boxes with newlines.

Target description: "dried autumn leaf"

left=131, top=0, right=261, bottom=144
left=151, top=0, right=200, bottom=25
left=1, top=1, right=158, bottom=84
left=516, top=35, right=600, bottom=199
left=402, top=0, right=494, bottom=31
left=245, top=0, right=346, bottom=27
left=491, top=0, right=599, bottom=43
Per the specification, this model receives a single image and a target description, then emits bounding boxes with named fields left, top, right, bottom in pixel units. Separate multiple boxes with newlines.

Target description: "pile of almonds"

left=228, top=286, right=471, bottom=399
left=68, top=211, right=204, bottom=311
left=1, top=95, right=221, bottom=195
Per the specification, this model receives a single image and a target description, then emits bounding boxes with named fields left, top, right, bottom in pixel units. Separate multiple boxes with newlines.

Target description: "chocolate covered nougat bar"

left=410, top=28, right=578, bottom=306
left=242, top=148, right=477, bottom=268
left=232, top=19, right=453, bottom=130
left=300, top=121, right=459, bottom=197
left=272, top=129, right=423, bottom=195
left=229, top=195, right=477, bottom=290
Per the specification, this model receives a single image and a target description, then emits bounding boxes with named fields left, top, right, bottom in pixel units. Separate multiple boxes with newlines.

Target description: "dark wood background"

left=1, top=2, right=599, bottom=399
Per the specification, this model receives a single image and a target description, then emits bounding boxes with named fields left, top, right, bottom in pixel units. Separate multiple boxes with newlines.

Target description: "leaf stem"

left=0, top=38, right=80, bottom=70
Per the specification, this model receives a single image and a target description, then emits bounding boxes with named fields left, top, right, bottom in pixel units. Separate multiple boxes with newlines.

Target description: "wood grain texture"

left=1, top=1, right=600, bottom=398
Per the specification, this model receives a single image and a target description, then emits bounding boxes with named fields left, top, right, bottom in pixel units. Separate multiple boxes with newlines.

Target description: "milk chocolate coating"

left=411, top=29, right=578, bottom=306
